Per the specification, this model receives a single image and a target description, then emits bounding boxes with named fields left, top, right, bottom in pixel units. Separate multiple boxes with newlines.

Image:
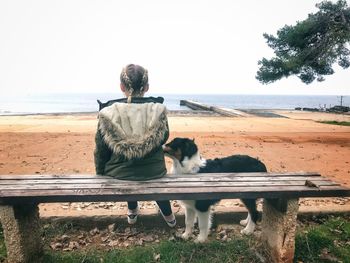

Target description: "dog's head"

left=163, top=137, right=198, bottom=163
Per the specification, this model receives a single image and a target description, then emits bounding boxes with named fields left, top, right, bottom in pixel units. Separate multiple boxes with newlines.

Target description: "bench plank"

left=0, top=180, right=339, bottom=190
left=1, top=185, right=349, bottom=205
left=0, top=176, right=332, bottom=185
left=0, top=172, right=321, bottom=180
left=0, top=173, right=349, bottom=205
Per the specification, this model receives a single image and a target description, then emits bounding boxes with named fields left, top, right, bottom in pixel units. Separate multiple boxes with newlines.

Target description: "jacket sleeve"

left=161, top=117, right=170, bottom=145
left=94, top=128, right=112, bottom=175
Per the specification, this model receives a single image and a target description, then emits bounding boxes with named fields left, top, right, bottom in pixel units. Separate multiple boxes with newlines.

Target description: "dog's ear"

left=97, top=100, right=104, bottom=111
left=192, top=138, right=195, bottom=142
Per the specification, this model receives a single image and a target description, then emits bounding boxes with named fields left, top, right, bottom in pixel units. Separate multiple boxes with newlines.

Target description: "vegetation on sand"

left=318, top=120, right=350, bottom=126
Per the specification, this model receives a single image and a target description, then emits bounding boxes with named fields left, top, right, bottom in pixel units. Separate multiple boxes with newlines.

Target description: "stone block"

left=261, top=198, right=299, bottom=263
left=0, top=204, right=43, bottom=263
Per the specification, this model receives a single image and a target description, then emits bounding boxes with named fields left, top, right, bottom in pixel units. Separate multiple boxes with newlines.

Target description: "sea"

left=0, top=93, right=348, bottom=115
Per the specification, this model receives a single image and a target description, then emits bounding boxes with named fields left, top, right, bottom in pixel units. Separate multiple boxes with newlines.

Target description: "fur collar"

left=97, top=96, right=164, bottom=111
left=170, top=152, right=207, bottom=174
left=98, top=102, right=168, bottom=160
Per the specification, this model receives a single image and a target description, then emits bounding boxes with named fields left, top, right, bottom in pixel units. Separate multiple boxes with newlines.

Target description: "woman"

left=94, top=64, right=176, bottom=227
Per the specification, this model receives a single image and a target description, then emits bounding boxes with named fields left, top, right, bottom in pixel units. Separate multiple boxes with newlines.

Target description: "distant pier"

left=179, top=100, right=250, bottom=117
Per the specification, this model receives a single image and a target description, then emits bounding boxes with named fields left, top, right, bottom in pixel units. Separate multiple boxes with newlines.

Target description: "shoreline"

left=0, top=108, right=349, bottom=118
left=1, top=110, right=350, bottom=134
left=0, top=110, right=217, bottom=117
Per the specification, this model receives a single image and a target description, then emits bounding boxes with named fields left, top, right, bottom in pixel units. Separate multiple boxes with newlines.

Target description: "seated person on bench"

left=94, top=64, right=176, bottom=227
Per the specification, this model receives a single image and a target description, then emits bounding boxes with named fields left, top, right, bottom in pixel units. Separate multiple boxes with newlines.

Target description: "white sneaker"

left=127, top=209, right=138, bottom=225
left=158, top=208, right=176, bottom=228
left=164, top=216, right=177, bottom=228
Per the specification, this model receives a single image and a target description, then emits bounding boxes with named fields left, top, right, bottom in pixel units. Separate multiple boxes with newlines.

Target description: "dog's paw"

left=181, top=232, right=191, bottom=240
left=194, top=236, right=207, bottom=243
left=240, top=227, right=255, bottom=235
left=239, top=219, right=248, bottom=226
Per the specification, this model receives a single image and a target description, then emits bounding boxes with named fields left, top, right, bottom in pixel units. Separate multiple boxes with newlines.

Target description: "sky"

left=0, top=0, right=349, bottom=96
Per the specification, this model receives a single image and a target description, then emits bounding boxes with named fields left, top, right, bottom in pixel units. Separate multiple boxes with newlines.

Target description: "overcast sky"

left=1, top=0, right=349, bottom=96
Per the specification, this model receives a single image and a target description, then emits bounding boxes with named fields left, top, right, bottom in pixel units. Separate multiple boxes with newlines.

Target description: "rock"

left=142, top=235, right=154, bottom=242
left=123, top=241, right=131, bottom=247
left=78, top=239, right=86, bottom=246
left=108, top=223, right=116, bottom=232
left=136, top=239, right=144, bottom=246
left=108, top=240, right=119, bottom=247
left=101, top=235, right=109, bottom=242
left=154, top=253, right=161, bottom=261
left=221, top=235, right=228, bottom=241
left=68, top=241, right=79, bottom=250
left=50, top=242, right=63, bottom=250
left=319, top=248, right=339, bottom=262
left=89, top=227, right=100, bottom=236
left=218, top=224, right=236, bottom=231
left=61, top=234, right=70, bottom=242
left=130, top=227, right=138, bottom=235
left=218, top=230, right=227, bottom=238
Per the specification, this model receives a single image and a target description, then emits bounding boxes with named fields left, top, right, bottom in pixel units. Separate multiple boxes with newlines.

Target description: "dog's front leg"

left=240, top=213, right=251, bottom=226
left=196, top=211, right=211, bottom=243
left=182, top=207, right=196, bottom=240
left=240, top=212, right=257, bottom=235
left=241, top=217, right=256, bottom=235
left=240, top=199, right=257, bottom=235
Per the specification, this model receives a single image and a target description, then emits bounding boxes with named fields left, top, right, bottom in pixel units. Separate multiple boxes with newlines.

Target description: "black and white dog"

left=163, top=137, right=267, bottom=243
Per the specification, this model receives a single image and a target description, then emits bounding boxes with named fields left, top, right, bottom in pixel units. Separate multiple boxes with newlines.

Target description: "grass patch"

left=295, top=216, right=350, bottom=262
left=0, top=225, right=6, bottom=262
left=42, top=239, right=258, bottom=263
left=318, top=121, right=350, bottom=126
left=1, top=216, right=350, bottom=262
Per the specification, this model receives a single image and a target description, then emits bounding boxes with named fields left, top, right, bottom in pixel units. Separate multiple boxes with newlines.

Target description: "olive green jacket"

left=94, top=98, right=169, bottom=181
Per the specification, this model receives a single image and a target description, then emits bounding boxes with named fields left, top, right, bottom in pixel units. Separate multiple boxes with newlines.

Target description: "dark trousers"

left=127, top=200, right=172, bottom=216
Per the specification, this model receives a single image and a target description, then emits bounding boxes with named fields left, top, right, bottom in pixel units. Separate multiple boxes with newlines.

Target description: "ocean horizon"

left=0, top=93, right=348, bottom=115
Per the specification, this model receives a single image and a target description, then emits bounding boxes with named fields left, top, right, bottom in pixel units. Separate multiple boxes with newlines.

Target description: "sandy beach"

left=0, top=110, right=349, bottom=216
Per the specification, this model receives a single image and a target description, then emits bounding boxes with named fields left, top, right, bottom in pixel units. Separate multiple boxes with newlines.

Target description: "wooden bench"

left=0, top=172, right=349, bottom=263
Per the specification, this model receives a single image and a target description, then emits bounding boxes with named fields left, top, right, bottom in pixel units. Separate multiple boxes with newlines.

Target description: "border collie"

left=163, top=137, right=267, bottom=243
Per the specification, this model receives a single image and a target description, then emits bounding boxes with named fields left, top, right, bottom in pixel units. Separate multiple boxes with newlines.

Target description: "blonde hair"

left=120, top=64, right=149, bottom=103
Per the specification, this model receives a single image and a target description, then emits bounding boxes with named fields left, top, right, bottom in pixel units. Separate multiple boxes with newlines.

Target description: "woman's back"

left=96, top=100, right=169, bottom=180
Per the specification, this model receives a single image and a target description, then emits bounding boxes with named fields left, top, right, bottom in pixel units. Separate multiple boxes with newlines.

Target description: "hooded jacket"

left=94, top=97, right=169, bottom=180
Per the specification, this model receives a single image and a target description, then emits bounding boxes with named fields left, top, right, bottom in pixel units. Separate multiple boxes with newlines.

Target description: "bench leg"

left=0, top=204, right=43, bottom=263
left=261, top=198, right=299, bottom=263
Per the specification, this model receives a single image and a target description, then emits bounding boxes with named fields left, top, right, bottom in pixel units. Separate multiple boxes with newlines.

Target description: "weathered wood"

left=0, top=176, right=329, bottom=185
left=0, top=171, right=321, bottom=180
left=0, top=180, right=339, bottom=190
left=0, top=185, right=349, bottom=205
left=0, top=173, right=346, bottom=203
left=0, top=173, right=349, bottom=205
